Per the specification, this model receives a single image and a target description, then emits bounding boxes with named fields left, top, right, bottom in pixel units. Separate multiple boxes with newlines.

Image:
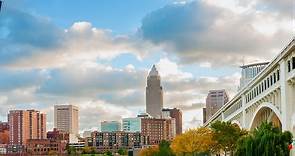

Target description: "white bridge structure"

left=204, top=37, right=295, bottom=135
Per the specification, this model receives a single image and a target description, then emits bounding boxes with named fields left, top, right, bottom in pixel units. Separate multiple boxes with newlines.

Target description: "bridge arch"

left=248, top=103, right=282, bottom=130
left=231, top=120, right=242, bottom=128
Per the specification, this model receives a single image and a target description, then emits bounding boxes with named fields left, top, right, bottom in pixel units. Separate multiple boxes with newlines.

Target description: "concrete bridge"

left=204, top=37, right=295, bottom=136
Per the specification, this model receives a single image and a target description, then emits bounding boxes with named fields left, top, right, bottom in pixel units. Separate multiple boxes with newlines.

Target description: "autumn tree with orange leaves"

left=139, top=145, right=159, bottom=156
left=0, top=130, right=9, bottom=144
left=171, top=127, right=216, bottom=155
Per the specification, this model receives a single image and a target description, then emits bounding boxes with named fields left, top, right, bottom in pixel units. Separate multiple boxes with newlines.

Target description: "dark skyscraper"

left=146, top=65, right=163, bottom=118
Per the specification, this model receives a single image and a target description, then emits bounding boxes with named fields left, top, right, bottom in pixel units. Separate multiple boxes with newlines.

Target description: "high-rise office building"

left=101, top=121, right=121, bottom=132
left=54, top=105, right=79, bottom=135
left=162, top=108, right=182, bottom=135
left=239, top=62, right=269, bottom=90
left=204, top=90, right=229, bottom=123
left=122, top=118, right=141, bottom=132
left=146, top=65, right=163, bottom=118
left=8, top=110, right=46, bottom=145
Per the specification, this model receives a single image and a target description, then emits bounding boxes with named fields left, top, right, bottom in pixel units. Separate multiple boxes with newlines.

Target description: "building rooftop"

left=148, top=65, right=159, bottom=77
left=240, top=62, right=269, bottom=68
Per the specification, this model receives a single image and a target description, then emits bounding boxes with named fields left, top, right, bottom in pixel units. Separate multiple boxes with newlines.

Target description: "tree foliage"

left=0, top=130, right=9, bottom=144
left=210, top=121, right=247, bottom=155
left=118, top=148, right=127, bottom=155
left=235, top=122, right=292, bottom=156
left=171, top=127, right=215, bottom=155
left=139, top=140, right=175, bottom=156
left=139, top=146, right=159, bottom=156
left=157, top=140, right=175, bottom=156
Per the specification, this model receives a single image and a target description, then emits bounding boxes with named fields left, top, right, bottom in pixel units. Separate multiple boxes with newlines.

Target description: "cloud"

left=38, top=63, right=147, bottom=97
left=0, top=8, right=64, bottom=66
left=0, top=6, right=154, bottom=69
left=238, top=0, right=294, bottom=18
left=139, top=0, right=293, bottom=66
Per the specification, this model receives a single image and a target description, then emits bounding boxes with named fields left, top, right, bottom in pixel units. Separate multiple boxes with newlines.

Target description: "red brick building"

left=0, top=122, right=9, bottom=144
left=47, top=128, right=69, bottom=142
left=141, top=118, right=175, bottom=145
left=8, top=110, right=46, bottom=153
left=26, top=139, right=67, bottom=155
left=162, top=108, right=182, bottom=135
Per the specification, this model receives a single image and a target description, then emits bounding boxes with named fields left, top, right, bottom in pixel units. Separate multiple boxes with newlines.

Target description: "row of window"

left=246, top=69, right=280, bottom=103
left=287, top=57, right=295, bottom=72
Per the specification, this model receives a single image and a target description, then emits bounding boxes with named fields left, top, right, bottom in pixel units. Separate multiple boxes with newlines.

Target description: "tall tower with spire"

left=146, top=65, right=163, bottom=118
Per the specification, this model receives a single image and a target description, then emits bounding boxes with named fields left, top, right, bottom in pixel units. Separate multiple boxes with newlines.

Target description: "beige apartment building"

left=203, top=90, right=229, bottom=123
left=54, top=105, right=79, bottom=135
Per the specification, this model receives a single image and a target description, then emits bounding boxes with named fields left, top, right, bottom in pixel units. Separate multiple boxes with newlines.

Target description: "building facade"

left=122, top=118, right=141, bottom=132
left=204, top=90, right=229, bottom=123
left=141, top=118, right=175, bottom=145
left=47, top=128, right=69, bottom=142
left=146, top=65, right=163, bottom=118
left=26, top=139, right=67, bottom=155
left=239, top=62, right=269, bottom=90
left=90, top=131, right=142, bottom=152
left=8, top=110, right=46, bottom=146
left=162, top=108, right=182, bottom=135
left=101, top=121, right=121, bottom=132
left=54, top=105, right=79, bottom=135
left=0, top=122, right=9, bottom=144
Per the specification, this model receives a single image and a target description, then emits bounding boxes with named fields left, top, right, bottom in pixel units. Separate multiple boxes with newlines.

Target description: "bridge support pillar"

left=279, top=60, right=292, bottom=132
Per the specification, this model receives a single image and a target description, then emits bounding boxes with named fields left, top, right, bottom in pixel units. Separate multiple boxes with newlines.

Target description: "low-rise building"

left=90, top=131, right=142, bottom=152
left=26, top=139, right=67, bottom=155
left=47, top=128, right=69, bottom=142
left=0, top=144, right=7, bottom=155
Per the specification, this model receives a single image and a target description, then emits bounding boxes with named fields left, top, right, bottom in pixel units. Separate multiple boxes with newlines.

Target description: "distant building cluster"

left=0, top=65, right=183, bottom=155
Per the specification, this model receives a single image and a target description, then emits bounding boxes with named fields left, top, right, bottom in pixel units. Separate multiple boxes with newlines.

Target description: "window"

left=273, top=73, right=276, bottom=83
left=293, top=57, right=295, bottom=69
left=270, top=75, right=273, bottom=85
left=267, top=78, right=270, bottom=88
left=288, top=60, right=291, bottom=72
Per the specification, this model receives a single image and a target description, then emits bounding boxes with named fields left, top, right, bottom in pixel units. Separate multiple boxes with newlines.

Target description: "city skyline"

left=0, top=0, right=293, bottom=133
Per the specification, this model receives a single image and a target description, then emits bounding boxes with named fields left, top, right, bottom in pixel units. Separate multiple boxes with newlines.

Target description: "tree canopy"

left=171, top=127, right=215, bottom=155
left=210, top=121, right=247, bottom=155
left=235, top=122, right=293, bottom=156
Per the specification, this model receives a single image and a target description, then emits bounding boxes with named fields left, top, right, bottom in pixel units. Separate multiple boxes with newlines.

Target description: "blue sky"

left=0, top=0, right=293, bottom=131
left=22, top=0, right=173, bottom=33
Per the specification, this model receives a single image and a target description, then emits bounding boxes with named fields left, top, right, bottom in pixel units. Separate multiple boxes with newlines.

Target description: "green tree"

left=210, top=121, right=247, bottom=155
left=105, top=150, right=113, bottom=156
left=235, top=122, right=292, bottom=156
left=157, top=140, right=175, bottom=156
left=67, top=146, right=77, bottom=155
left=118, top=148, right=127, bottom=155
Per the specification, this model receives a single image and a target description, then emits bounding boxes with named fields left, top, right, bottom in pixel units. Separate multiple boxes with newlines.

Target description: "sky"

left=0, top=0, right=294, bottom=132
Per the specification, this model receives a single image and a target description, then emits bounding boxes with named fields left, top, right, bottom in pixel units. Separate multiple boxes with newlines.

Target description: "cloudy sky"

left=0, top=0, right=293, bottom=132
